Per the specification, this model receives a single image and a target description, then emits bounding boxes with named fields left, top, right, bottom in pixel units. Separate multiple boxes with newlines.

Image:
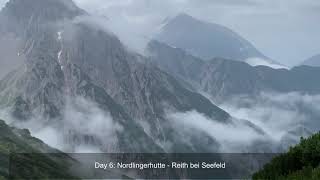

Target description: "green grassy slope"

left=0, top=119, right=76, bottom=179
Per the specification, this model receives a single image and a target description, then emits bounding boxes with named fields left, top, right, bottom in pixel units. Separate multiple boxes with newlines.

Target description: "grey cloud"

left=1, top=0, right=319, bottom=65
left=72, top=0, right=320, bottom=66
left=0, top=96, right=123, bottom=153
left=219, top=92, right=320, bottom=148
left=167, top=110, right=268, bottom=152
left=0, top=0, right=8, bottom=8
left=163, top=92, right=320, bottom=153
left=164, top=92, right=320, bottom=153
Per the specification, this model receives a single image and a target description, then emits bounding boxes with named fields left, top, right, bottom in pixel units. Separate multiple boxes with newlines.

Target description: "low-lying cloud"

left=219, top=92, right=320, bottom=146
left=0, top=97, right=123, bottom=153
left=2, top=0, right=319, bottom=64
left=1, top=92, right=319, bottom=153
left=167, top=110, right=268, bottom=152
left=72, top=0, right=320, bottom=66
left=165, top=92, right=320, bottom=153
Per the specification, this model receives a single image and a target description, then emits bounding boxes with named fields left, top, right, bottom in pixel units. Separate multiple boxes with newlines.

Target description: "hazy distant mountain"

left=0, top=0, right=243, bottom=153
left=155, top=13, right=274, bottom=63
left=301, top=54, right=320, bottom=67
left=147, top=40, right=320, bottom=102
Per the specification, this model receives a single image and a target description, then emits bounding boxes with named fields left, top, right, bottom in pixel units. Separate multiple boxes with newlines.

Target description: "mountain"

left=0, top=0, right=84, bottom=79
left=302, top=54, right=320, bottom=67
left=0, top=33, right=24, bottom=79
left=154, top=13, right=280, bottom=66
left=0, top=0, right=243, bottom=153
left=253, top=132, right=320, bottom=180
left=0, top=0, right=164, bottom=153
left=147, top=40, right=320, bottom=151
left=147, top=40, right=320, bottom=102
left=0, top=119, right=76, bottom=179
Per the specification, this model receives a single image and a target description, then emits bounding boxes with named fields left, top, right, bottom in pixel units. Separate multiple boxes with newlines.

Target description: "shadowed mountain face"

left=302, top=54, right=320, bottom=67
left=147, top=40, right=320, bottom=102
left=0, top=0, right=238, bottom=153
left=155, top=13, right=268, bottom=62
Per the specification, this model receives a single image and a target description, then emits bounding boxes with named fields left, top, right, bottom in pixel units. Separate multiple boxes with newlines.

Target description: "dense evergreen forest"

left=253, top=133, right=320, bottom=179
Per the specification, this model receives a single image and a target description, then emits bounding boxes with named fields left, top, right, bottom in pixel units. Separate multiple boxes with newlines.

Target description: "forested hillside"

left=253, top=132, right=320, bottom=180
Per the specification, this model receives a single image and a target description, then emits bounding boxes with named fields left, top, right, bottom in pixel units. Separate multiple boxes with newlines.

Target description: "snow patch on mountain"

left=57, top=31, right=63, bottom=40
left=245, top=57, right=289, bottom=70
left=57, top=31, right=64, bottom=70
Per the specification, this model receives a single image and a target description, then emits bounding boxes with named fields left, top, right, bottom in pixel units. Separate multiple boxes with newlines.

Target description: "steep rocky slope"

left=147, top=40, right=320, bottom=102
left=0, top=0, right=243, bottom=153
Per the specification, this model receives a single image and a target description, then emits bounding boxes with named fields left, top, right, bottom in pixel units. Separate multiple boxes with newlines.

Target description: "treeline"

left=253, top=133, right=320, bottom=179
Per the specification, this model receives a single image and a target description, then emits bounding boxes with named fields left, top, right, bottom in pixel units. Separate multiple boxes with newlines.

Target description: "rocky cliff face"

left=0, top=0, right=240, bottom=153
left=0, top=13, right=161, bottom=153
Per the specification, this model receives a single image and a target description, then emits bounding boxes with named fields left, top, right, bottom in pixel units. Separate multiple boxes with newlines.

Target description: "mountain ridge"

left=155, top=13, right=272, bottom=62
left=302, top=54, right=320, bottom=67
left=0, top=119, right=77, bottom=179
left=0, top=0, right=239, bottom=153
left=147, top=40, right=320, bottom=102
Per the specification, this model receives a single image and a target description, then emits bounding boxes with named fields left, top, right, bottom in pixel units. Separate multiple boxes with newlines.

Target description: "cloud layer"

left=220, top=92, right=320, bottom=144
left=166, top=92, right=320, bottom=153
left=1, top=0, right=319, bottom=65
left=0, top=97, right=123, bottom=153
left=72, top=0, right=320, bottom=66
left=167, top=110, right=268, bottom=152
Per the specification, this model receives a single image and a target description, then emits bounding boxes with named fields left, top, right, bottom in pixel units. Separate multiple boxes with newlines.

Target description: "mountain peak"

left=0, top=0, right=85, bottom=35
left=168, top=13, right=200, bottom=26
left=302, top=54, right=320, bottom=67
left=155, top=12, right=269, bottom=61
left=1, top=0, right=84, bottom=23
left=174, top=13, right=194, bottom=20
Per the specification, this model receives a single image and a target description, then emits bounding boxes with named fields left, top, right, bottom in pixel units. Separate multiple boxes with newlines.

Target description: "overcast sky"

left=1, top=0, right=319, bottom=66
